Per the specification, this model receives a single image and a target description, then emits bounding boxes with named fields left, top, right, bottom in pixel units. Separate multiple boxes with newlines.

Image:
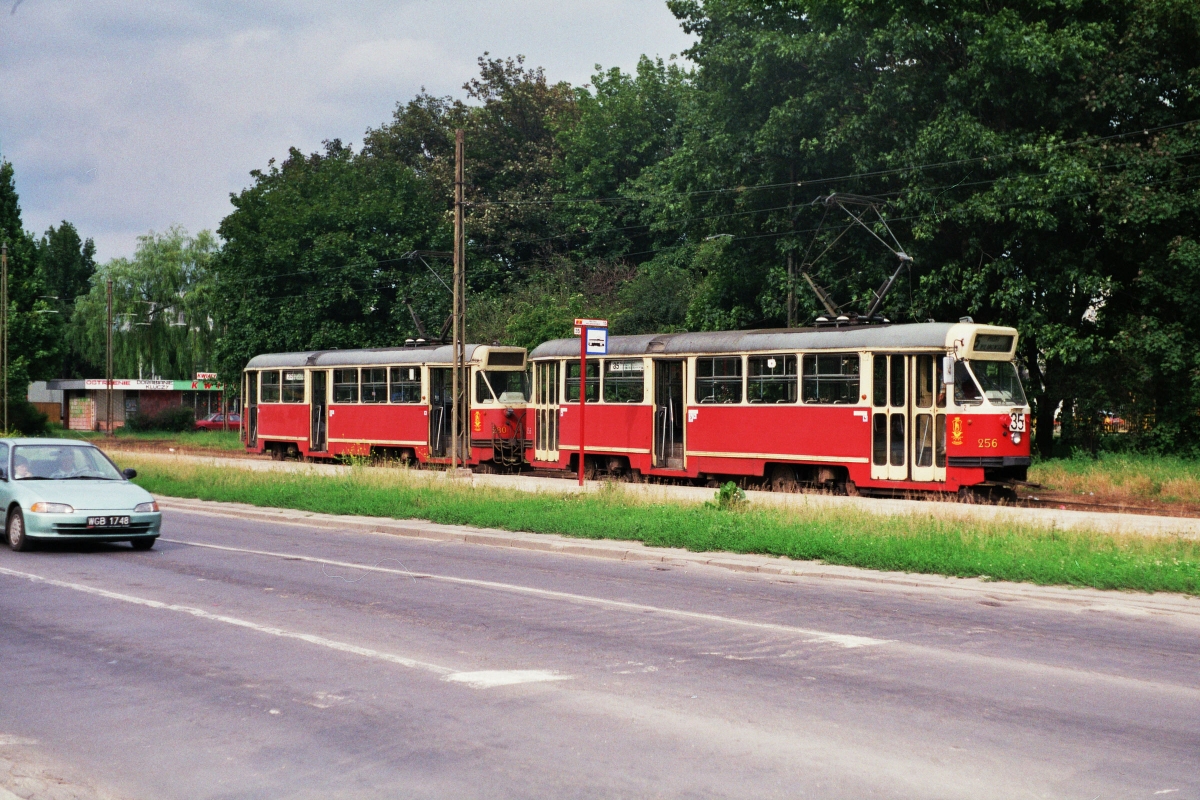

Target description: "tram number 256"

left=978, top=438, right=1000, bottom=448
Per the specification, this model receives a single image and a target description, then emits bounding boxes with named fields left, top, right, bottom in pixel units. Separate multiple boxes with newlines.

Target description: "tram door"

left=245, top=371, right=258, bottom=447
left=310, top=370, right=328, bottom=452
left=533, top=361, right=559, bottom=462
left=429, top=368, right=452, bottom=457
left=910, top=354, right=947, bottom=482
left=653, top=360, right=685, bottom=469
left=871, top=354, right=947, bottom=482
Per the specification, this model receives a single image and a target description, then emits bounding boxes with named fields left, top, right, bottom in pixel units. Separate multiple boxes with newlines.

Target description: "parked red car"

left=195, top=413, right=241, bottom=431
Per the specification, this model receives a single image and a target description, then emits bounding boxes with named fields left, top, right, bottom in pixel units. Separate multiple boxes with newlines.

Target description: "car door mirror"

left=122, top=468, right=137, bottom=480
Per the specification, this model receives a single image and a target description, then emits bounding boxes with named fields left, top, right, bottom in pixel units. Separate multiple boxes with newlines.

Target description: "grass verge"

left=50, top=427, right=244, bottom=451
left=1030, top=453, right=1200, bottom=505
left=126, top=459, right=1200, bottom=596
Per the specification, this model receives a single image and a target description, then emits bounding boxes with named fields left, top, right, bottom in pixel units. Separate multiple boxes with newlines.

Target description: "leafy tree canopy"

left=73, top=226, right=218, bottom=380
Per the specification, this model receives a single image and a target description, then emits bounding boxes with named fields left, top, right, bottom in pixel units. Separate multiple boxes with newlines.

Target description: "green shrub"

left=125, top=406, right=196, bottom=433
left=5, top=400, right=49, bottom=436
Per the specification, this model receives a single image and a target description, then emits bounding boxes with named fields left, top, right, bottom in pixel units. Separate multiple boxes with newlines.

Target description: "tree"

left=0, top=159, right=59, bottom=433
left=37, top=221, right=96, bottom=378
left=72, top=227, right=219, bottom=380
left=214, top=141, right=448, bottom=379
left=364, top=55, right=579, bottom=290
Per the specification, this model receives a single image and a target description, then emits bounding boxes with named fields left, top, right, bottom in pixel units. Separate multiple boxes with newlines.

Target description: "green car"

left=0, top=438, right=162, bottom=552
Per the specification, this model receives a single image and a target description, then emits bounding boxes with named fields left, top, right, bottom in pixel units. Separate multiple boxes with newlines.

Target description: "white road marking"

left=0, top=566, right=568, bottom=689
left=164, top=539, right=888, bottom=648
left=446, top=670, right=571, bottom=688
left=0, top=736, right=38, bottom=746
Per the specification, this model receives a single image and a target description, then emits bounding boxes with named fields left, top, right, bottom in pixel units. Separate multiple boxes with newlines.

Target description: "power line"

left=218, top=166, right=1200, bottom=310
left=468, top=118, right=1200, bottom=207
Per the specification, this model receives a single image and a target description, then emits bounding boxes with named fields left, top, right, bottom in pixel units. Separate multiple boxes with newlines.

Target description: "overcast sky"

left=0, top=0, right=693, bottom=261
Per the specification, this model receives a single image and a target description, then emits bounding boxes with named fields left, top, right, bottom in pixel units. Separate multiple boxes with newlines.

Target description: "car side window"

left=0, top=443, right=7, bottom=477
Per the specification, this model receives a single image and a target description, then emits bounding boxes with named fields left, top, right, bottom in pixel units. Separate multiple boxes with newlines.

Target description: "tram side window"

left=566, top=361, right=599, bottom=402
left=361, top=368, right=387, bottom=403
left=915, top=355, right=935, bottom=408
left=747, top=356, right=797, bottom=403
left=389, top=367, right=421, bottom=403
left=872, top=355, right=887, bottom=407
left=802, top=354, right=860, bottom=404
left=281, top=371, right=305, bottom=403
left=604, top=360, right=644, bottom=403
left=696, top=357, right=743, bottom=404
left=333, top=369, right=359, bottom=403
left=260, top=371, right=280, bottom=403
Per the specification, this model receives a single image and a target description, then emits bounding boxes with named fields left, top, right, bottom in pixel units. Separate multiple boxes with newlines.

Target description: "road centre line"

left=0, top=565, right=568, bottom=690
left=163, top=538, right=888, bottom=649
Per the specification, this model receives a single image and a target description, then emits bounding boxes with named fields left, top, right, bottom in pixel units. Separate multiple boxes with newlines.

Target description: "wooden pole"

left=452, top=128, right=465, bottom=471
left=1, top=242, right=7, bottom=433
left=106, top=278, right=113, bottom=436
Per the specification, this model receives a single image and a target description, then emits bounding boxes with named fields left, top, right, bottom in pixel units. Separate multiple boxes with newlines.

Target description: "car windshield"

left=968, top=360, right=1027, bottom=406
left=12, top=445, right=125, bottom=481
left=481, top=370, right=530, bottom=403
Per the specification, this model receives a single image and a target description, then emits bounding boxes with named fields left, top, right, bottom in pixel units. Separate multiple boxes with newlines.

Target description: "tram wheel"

left=769, top=465, right=798, bottom=493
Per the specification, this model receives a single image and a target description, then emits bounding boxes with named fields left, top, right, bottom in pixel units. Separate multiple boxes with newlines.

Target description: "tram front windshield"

left=481, top=370, right=530, bottom=403
left=967, top=360, right=1027, bottom=406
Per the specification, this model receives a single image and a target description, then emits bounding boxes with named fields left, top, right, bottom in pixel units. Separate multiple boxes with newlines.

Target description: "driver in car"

left=49, top=450, right=78, bottom=479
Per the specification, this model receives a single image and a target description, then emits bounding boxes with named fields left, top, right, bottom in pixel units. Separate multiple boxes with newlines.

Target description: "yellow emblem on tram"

left=950, top=416, right=964, bottom=446
left=473, top=410, right=483, bottom=432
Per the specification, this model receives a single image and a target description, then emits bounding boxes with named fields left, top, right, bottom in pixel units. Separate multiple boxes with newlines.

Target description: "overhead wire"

left=224, top=144, right=1200, bottom=291
left=216, top=121, right=1200, bottom=313
left=466, top=118, right=1200, bottom=207
left=226, top=166, right=1200, bottom=309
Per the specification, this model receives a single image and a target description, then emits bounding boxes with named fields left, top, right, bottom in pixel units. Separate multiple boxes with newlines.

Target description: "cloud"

left=0, top=0, right=692, bottom=259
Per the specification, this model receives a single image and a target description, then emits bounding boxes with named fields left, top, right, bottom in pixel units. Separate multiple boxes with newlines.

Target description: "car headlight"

left=134, top=501, right=160, bottom=513
left=31, top=502, right=74, bottom=514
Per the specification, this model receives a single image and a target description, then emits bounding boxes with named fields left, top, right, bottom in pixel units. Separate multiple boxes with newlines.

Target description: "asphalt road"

left=1, top=510, right=1198, bottom=800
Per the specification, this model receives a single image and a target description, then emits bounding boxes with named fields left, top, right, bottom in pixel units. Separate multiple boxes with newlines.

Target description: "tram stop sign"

left=585, top=327, right=608, bottom=355
left=574, top=318, right=609, bottom=355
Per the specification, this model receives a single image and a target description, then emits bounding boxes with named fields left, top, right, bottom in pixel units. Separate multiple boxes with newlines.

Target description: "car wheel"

left=7, top=507, right=31, bottom=552
left=130, top=537, right=157, bottom=551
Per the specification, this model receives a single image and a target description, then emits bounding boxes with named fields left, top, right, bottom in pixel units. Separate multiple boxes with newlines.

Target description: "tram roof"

left=529, top=322, right=1000, bottom=359
left=245, top=344, right=485, bottom=369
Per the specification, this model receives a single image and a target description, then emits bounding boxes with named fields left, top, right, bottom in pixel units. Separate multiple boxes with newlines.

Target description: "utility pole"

left=106, top=279, right=113, bottom=436
left=452, top=128, right=465, bottom=472
left=1, top=242, right=7, bottom=433
left=787, top=164, right=796, bottom=328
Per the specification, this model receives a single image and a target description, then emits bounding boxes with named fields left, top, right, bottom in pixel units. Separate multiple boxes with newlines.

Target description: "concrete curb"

left=157, top=495, right=1200, bottom=622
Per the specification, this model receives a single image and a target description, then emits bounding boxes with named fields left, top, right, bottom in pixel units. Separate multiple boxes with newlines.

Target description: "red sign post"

left=575, top=318, right=608, bottom=485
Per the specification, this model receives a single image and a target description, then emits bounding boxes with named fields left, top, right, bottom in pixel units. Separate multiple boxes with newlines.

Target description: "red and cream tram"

left=242, top=344, right=530, bottom=467
left=527, top=322, right=1031, bottom=495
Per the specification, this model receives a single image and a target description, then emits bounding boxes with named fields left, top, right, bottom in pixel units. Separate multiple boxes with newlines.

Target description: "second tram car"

left=527, top=321, right=1030, bottom=495
left=242, top=343, right=530, bottom=467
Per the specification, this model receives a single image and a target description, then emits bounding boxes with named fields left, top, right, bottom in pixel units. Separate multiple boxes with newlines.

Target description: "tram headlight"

left=1012, top=432, right=1022, bottom=445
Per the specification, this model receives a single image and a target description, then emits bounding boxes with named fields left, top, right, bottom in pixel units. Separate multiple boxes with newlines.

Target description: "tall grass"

left=1030, top=453, right=1200, bottom=504
left=51, top=427, right=245, bottom=451
left=129, top=459, right=1200, bottom=595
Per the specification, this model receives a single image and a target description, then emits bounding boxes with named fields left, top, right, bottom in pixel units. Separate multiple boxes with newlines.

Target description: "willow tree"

left=72, top=227, right=219, bottom=380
